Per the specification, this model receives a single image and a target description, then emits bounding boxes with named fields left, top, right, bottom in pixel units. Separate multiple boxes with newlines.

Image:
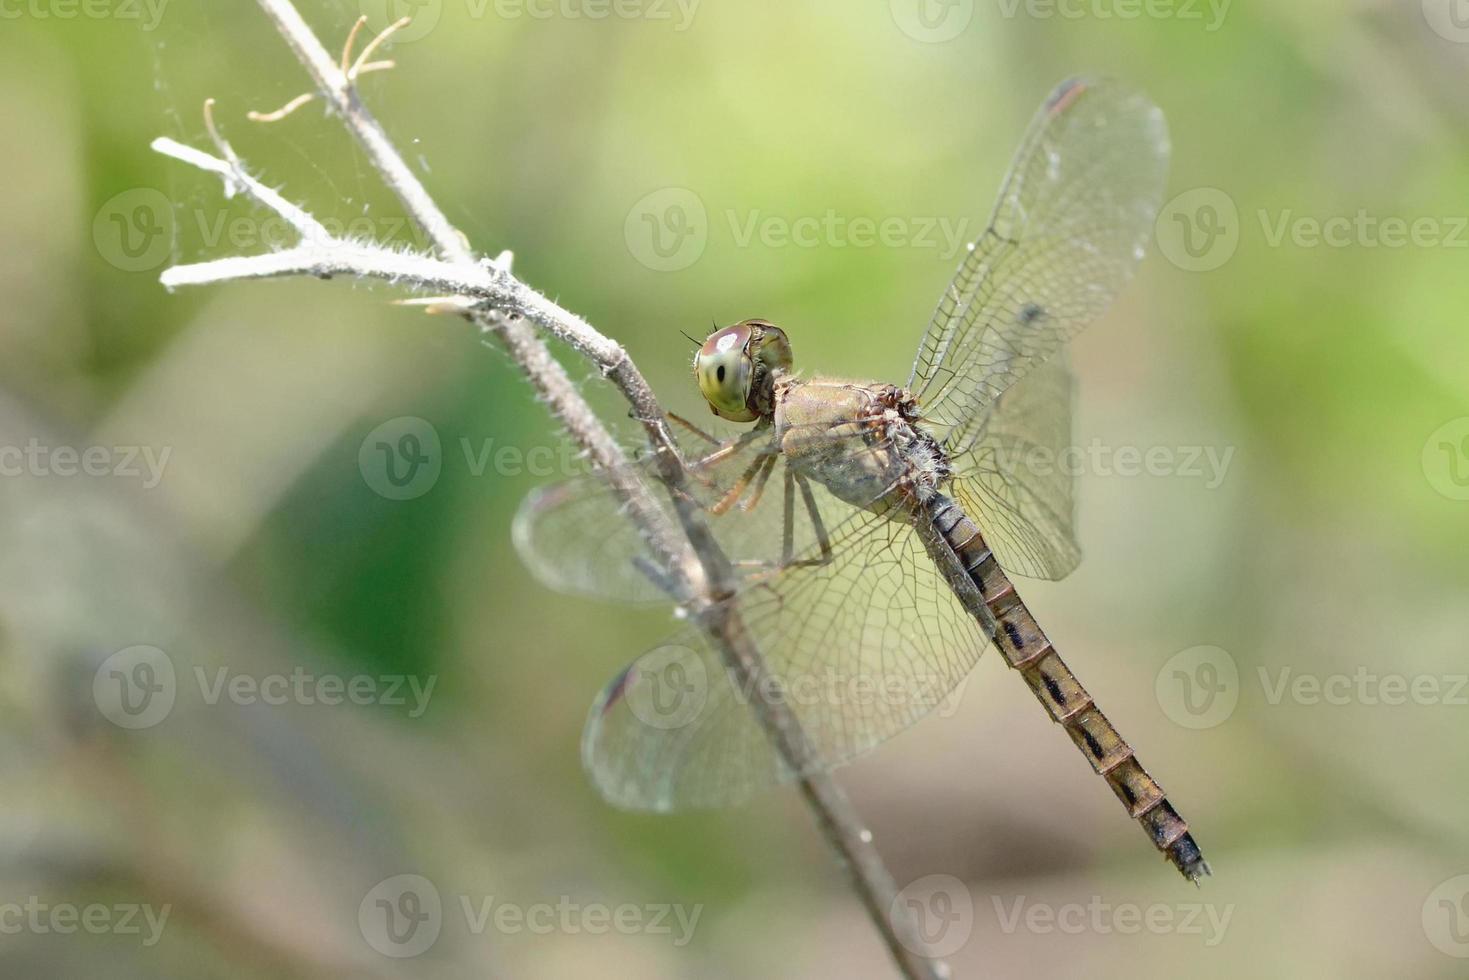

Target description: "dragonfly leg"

left=727, top=470, right=837, bottom=585
left=668, top=411, right=722, bottom=447
left=738, top=454, right=779, bottom=513
left=792, top=471, right=834, bottom=567
left=691, top=418, right=771, bottom=470
left=756, top=469, right=834, bottom=573
left=710, top=451, right=773, bottom=516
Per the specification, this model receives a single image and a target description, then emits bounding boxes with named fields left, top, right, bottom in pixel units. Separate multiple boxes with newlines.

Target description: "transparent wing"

left=513, top=468, right=680, bottom=604
left=582, top=502, right=990, bottom=810
left=949, top=355, right=1080, bottom=581
left=908, top=76, right=1169, bottom=435
left=513, top=423, right=856, bottom=605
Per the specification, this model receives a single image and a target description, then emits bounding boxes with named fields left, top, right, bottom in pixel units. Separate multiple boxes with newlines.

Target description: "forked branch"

left=148, top=3, right=951, bottom=976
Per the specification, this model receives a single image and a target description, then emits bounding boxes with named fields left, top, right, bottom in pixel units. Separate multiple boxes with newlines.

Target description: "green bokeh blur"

left=2, top=1, right=1467, bottom=977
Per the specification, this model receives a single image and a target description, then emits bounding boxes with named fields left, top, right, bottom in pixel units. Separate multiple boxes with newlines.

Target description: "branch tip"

left=350, top=16, right=411, bottom=78
left=339, top=15, right=368, bottom=76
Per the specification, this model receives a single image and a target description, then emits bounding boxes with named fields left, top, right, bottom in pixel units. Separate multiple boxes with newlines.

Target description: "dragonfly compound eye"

left=693, top=319, right=793, bottom=423
left=694, top=322, right=758, bottom=421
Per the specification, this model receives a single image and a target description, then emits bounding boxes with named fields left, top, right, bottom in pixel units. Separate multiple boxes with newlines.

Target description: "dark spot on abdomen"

left=1002, top=620, right=1023, bottom=649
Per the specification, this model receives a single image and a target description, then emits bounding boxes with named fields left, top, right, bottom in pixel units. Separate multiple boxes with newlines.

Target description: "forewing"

left=908, top=77, right=1169, bottom=432
left=582, top=503, right=990, bottom=810
left=949, top=356, right=1080, bottom=581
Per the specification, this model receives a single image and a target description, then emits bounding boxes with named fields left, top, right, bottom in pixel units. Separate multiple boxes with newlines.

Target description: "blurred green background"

left=1, top=0, right=1467, bottom=976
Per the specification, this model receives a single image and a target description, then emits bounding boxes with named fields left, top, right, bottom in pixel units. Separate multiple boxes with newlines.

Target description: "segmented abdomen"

left=923, top=492, right=1210, bottom=882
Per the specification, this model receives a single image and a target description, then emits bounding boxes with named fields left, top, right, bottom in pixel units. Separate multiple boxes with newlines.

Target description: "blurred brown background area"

left=0, top=0, right=1467, bottom=976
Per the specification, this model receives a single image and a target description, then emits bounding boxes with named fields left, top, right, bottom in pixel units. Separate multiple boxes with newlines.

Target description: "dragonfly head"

left=693, top=319, right=793, bottom=422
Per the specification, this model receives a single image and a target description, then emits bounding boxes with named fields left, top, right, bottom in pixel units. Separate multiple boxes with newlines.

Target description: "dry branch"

left=147, top=4, right=950, bottom=976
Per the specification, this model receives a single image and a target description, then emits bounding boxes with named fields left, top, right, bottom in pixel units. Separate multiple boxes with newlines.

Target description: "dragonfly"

left=515, top=77, right=1208, bottom=881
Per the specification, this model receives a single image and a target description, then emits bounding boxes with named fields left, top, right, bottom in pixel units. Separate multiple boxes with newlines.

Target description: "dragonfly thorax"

left=775, top=378, right=951, bottom=517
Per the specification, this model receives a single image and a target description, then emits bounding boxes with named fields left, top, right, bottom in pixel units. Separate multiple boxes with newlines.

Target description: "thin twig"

left=151, top=3, right=948, bottom=976
left=248, top=15, right=402, bottom=123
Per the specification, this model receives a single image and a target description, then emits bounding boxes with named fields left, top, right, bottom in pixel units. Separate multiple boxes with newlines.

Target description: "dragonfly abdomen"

left=924, top=493, right=1211, bottom=883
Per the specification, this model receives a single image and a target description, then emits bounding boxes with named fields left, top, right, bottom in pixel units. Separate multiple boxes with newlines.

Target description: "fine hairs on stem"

left=151, top=3, right=951, bottom=977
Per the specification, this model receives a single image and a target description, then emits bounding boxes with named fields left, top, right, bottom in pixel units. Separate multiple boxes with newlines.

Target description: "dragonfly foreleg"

left=667, top=411, right=722, bottom=447
left=710, top=450, right=774, bottom=516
